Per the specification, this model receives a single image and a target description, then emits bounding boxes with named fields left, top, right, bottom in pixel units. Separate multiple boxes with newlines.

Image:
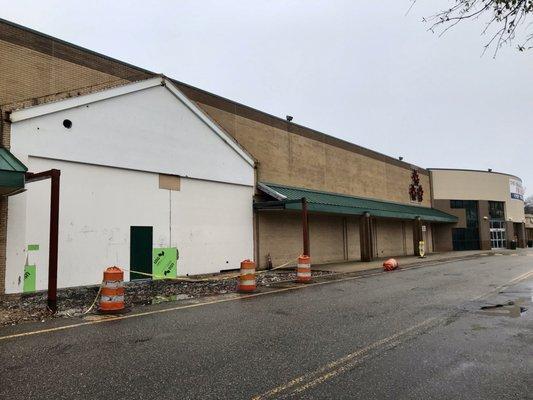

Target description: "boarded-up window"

left=159, top=174, right=180, bottom=191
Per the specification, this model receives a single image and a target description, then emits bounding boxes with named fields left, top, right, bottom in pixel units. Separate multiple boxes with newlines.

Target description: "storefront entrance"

left=490, top=220, right=506, bottom=249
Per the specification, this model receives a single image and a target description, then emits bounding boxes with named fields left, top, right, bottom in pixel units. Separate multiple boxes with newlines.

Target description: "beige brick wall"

left=374, top=219, right=406, bottom=258
left=0, top=39, right=129, bottom=105
left=404, top=221, right=414, bottom=254
left=309, top=214, right=345, bottom=264
left=346, top=217, right=361, bottom=260
left=257, top=212, right=363, bottom=268
left=257, top=211, right=302, bottom=268
left=198, top=103, right=431, bottom=206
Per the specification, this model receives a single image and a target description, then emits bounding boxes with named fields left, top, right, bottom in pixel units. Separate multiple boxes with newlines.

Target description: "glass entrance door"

left=490, top=220, right=506, bottom=249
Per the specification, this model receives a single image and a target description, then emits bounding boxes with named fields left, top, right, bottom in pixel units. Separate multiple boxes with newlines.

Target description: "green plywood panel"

left=152, top=248, right=178, bottom=279
left=23, top=264, right=36, bottom=293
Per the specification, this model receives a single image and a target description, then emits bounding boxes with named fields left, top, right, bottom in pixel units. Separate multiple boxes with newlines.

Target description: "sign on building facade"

left=509, top=178, right=524, bottom=201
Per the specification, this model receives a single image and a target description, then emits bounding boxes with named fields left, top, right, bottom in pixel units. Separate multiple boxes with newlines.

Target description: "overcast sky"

left=2, top=1, right=532, bottom=195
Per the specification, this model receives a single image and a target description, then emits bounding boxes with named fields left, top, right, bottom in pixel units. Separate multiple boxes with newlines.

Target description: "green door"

left=130, top=226, right=153, bottom=280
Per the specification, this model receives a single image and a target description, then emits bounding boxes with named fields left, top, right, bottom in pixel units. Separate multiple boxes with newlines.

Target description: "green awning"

left=0, top=148, right=27, bottom=196
left=256, top=182, right=458, bottom=223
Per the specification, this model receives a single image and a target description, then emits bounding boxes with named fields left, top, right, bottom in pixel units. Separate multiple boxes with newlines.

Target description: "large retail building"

left=0, top=18, right=526, bottom=294
left=430, top=169, right=526, bottom=251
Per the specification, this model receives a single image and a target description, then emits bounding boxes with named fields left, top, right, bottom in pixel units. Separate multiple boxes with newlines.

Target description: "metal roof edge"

left=260, top=182, right=458, bottom=222
left=428, top=168, right=522, bottom=182
left=163, top=79, right=256, bottom=167
left=0, top=147, right=28, bottom=172
left=9, top=77, right=162, bottom=122
left=260, top=182, right=434, bottom=210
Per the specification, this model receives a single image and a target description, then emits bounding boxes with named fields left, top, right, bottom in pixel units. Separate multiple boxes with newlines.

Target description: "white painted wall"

left=5, top=158, right=254, bottom=293
left=10, top=84, right=254, bottom=187
left=5, top=81, right=255, bottom=293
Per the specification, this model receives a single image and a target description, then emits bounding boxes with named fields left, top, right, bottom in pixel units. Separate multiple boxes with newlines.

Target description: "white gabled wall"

left=10, top=84, right=254, bottom=187
left=6, top=158, right=254, bottom=293
left=5, top=80, right=255, bottom=293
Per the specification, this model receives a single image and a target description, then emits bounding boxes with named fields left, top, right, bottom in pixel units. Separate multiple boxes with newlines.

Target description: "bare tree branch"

left=422, top=0, right=533, bottom=56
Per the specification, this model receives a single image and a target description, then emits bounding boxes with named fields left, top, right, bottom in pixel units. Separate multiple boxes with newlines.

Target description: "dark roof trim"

left=428, top=168, right=522, bottom=181
left=0, top=17, right=428, bottom=174
left=174, top=80, right=428, bottom=174
left=0, top=17, right=152, bottom=81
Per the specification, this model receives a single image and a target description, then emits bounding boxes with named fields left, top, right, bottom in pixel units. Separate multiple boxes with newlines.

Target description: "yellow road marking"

left=251, top=318, right=437, bottom=400
left=252, top=269, right=533, bottom=399
left=0, top=270, right=387, bottom=341
left=290, top=340, right=404, bottom=396
left=1, top=261, right=530, bottom=342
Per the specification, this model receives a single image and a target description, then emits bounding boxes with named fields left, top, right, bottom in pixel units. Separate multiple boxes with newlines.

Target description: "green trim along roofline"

left=256, top=182, right=458, bottom=223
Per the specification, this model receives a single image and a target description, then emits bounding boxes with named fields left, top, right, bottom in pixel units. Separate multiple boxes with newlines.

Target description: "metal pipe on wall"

left=302, top=197, right=310, bottom=256
left=25, top=169, right=61, bottom=313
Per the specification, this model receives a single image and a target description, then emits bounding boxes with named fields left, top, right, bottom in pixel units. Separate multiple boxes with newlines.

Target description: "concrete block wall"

left=0, top=40, right=128, bottom=105
left=433, top=224, right=453, bottom=252
left=257, top=212, right=363, bottom=268
left=197, top=103, right=431, bottom=207
left=373, top=219, right=424, bottom=258
left=257, top=211, right=304, bottom=268
left=257, top=211, right=423, bottom=268
left=404, top=221, right=415, bottom=254
left=309, top=214, right=345, bottom=264
left=346, top=217, right=361, bottom=260
left=0, top=20, right=151, bottom=105
left=374, top=219, right=405, bottom=258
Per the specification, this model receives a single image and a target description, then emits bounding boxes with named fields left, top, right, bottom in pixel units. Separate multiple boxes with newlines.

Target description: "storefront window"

left=450, top=200, right=480, bottom=250
left=489, top=201, right=505, bottom=220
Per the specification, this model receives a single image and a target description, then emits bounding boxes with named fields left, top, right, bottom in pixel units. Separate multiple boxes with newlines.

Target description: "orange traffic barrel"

left=238, top=259, right=256, bottom=293
left=383, top=258, right=398, bottom=271
left=297, top=255, right=312, bottom=283
left=99, top=266, right=125, bottom=313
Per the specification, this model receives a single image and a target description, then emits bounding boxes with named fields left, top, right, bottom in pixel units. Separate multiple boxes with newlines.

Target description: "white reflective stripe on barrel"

left=239, top=280, right=256, bottom=286
left=297, top=271, right=312, bottom=277
left=240, top=268, right=255, bottom=275
left=103, top=280, right=124, bottom=288
left=100, top=295, right=124, bottom=302
left=298, top=263, right=310, bottom=268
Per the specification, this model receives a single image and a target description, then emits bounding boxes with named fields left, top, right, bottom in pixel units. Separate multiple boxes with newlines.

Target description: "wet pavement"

left=0, top=249, right=532, bottom=399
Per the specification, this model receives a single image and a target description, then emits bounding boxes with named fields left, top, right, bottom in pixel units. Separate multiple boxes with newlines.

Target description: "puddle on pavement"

left=478, top=299, right=528, bottom=318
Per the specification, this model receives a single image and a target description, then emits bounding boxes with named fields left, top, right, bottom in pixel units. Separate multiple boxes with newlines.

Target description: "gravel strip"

left=0, top=270, right=333, bottom=327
